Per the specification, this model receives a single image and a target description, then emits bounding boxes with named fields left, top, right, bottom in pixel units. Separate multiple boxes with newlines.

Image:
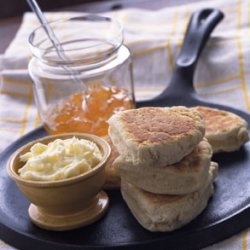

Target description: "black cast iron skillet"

left=136, top=8, right=250, bottom=123
left=2, top=8, right=250, bottom=250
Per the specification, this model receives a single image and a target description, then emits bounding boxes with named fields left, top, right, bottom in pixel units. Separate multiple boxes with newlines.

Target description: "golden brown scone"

left=102, top=136, right=120, bottom=189
left=194, top=106, right=249, bottom=153
left=115, top=138, right=214, bottom=195
left=108, top=106, right=205, bottom=167
left=120, top=163, right=217, bottom=232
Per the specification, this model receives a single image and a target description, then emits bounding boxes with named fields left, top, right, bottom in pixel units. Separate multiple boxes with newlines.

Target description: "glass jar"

left=28, top=15, right=135, bottom=136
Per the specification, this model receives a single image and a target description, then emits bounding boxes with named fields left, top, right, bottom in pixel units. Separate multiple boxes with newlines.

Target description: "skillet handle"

left=165, top=9, right=224, bottom=94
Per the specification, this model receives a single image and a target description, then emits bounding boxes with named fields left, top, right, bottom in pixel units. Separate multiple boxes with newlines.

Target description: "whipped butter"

left=18, top=137, right=102, bottom=181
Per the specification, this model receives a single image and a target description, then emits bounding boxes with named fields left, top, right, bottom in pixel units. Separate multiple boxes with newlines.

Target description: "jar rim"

left=28, top=14, right=124, bottom=64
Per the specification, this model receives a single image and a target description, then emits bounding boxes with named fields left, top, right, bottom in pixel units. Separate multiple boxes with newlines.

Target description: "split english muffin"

left=108, top=106, right=205, bottom=167
left=115, top=138, right=213, bottom=195
left=121, top=162, right=218, bottom=232
left=193, top=106, right=249, bottom=153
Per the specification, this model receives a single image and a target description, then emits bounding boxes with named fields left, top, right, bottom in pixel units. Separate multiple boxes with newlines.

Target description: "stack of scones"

left=108, top=106, right=218, bottom=232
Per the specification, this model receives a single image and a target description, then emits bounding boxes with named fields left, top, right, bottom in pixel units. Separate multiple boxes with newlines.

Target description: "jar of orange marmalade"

left=28, top=15, right=135, bottom=136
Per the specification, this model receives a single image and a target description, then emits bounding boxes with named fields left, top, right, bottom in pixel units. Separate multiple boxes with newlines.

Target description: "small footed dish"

left=7, top=133, right=111, bottom=231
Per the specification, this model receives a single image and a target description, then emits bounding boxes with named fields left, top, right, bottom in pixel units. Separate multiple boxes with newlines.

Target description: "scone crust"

left=116, top=139, right=213, bottom=194
left=194, top=106, right=249, bottom=153
left=120, top=163, right=217, bottom=232
left=108, top=106, right=205, bottom=166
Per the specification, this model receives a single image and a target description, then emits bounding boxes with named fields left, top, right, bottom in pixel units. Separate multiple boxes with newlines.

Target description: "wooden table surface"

left=0, top=0, right=202, bottom=54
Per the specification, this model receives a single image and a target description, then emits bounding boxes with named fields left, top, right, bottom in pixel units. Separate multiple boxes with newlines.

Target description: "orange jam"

left=44, top=85, right=134, bottom=136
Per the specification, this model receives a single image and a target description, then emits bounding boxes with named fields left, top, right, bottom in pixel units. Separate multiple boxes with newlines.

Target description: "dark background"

left=0, top=0, right=202, bottom=19
left=1, top=0, right=110, bottom=19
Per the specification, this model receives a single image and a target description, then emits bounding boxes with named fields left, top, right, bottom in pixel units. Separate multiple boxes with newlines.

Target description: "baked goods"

left=108, top=106, right=205, bottom=167
left=193, top=106, right=249, bottom=153
left=108, top=106, right=217, bottom=232
left=120, top=163, right=217, bottom=232
left=115, top=138, right=212, bottom=195
left=102, top=136, right=120, bottom=189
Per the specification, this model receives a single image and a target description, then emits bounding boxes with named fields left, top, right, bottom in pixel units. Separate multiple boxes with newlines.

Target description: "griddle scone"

left=115, top=138, right=212, bottom=195
left=194, top=106, right=249, bottom=153
left=108, top=106, right=205, bottom=167
left=120, top=163, right=218, bottom=232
